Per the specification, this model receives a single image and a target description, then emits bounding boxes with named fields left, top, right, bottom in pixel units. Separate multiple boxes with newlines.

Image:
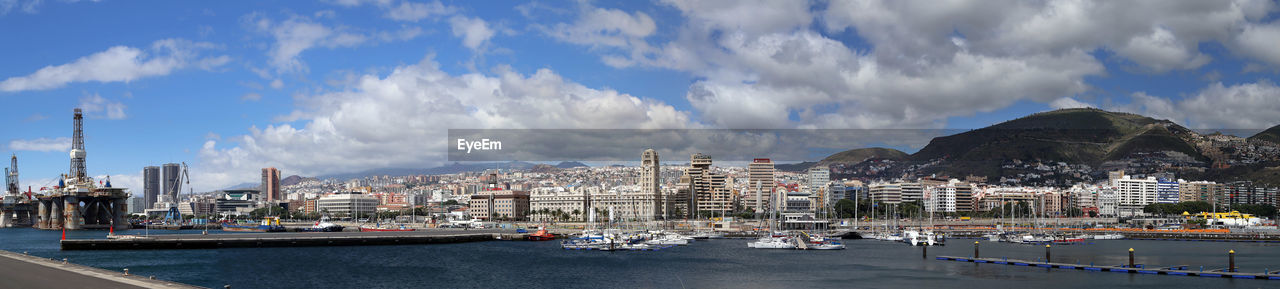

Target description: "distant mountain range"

left=315, top=161, right=549, bottom=180
left=814, top=108, right=1280, bottom=186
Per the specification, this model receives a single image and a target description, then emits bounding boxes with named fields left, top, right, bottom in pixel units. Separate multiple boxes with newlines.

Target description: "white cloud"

left=543, top=0, right=1280, bottom=129
left=8, top=137, right=70, bottom=152
left=247, top=13, right=424, bottom=74
left=386, top=0, right=453, bottom=22
left=449, top=15, right=495, bottom=52
left=0, top=39, right=228, bottom=92
left=1236, top=22, right=1280, bottom=67
left=1049, top=97, right=1095, bottom=110
left=1115, top=81, right=1280, bottom=129
left=241, top=92, right=263, bottom=101
left=270, top=78, right=284, bottom=89
left=78, top=93, right=128, bottom=119
left=195, top=55, right=693, bottom=189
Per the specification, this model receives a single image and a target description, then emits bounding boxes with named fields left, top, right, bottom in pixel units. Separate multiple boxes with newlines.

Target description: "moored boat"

left=221, top=217, right=286, bottom=233
left=529, top=228, right=557, bottom=241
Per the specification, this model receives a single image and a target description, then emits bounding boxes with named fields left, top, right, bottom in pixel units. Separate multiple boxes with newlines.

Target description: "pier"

left=936, top=255, right=1280, bottom=280
left=0, top=249, right=202, bottom=288
left=61, top=229, right=528, bottom=250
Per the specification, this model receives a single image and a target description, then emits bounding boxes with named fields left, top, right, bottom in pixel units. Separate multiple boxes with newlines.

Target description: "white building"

left=807, top=167, right=830, bottom=207
left=590, top=185, right=663, bottom=221
left=1112, top=175, right=1158, bottom=216
left=528, top=186, right=589, bottom=221
left=316, top=192, right=379, bottom=217
left=924, top=183, right=958, bottom=213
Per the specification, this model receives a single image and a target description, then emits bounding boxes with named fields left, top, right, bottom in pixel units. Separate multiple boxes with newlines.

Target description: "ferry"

left=221, top=217, right=286, bottom=232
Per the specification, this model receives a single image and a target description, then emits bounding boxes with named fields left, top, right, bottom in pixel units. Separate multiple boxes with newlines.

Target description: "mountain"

left=280, top=175, right=307, bottom=186
left=775, top=161, right=818, bottom=172
left=555, top=161, right=589, bottom=168
left=1250, top=124, right=1280, bottom=144
left=819, top=148, right=909, bottom=164
left=221, top=182, right=258, bottom=191
left=905, top=108, right=1207, bottom=177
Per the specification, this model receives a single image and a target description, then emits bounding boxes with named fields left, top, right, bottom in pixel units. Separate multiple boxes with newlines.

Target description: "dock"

left=936, top=255, right=1280, bottom=280
left=0, top=249, right=203, bottom=288
left=61, top=229, right=527, bottom=250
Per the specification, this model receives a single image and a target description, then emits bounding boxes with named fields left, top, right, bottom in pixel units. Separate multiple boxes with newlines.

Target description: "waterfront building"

left=640, top=149, right=664, bottom=218
left=1098, top=187, right=1119, bottom=217
left=868, top=181, right=902, bottom=204
left=215, top=189, right=261, bottom=216
left=1179, top=181, right=1222, bottom=204
left=262, top=167, right=281, bottom=203
left=128, top=195, right=147, bottom=214
left=900, top=181, right=923, bottom=203
left=1156, top=178, right=1180, bottom=204
left=745, top=158, right=776, bottom=213
left=143, top=166, right=161, bottom=210
left=923, top=180, right=966, bottom=213
left=162, top=163, right=180, bottom=201
left=590, top=185, right=663, bottom=221
left=178, top=200, right=215, bottom=217
left=1112, top=175, right=1158, bottom=216
left=528, top=187, right=588, bottom=222
left=807, top=166, right=829, bottom=207
left=316, top=192, right=379, bottom=217
left=468, top=189, right=530, bottom=221
left=687, top=154, right=730, bottom=214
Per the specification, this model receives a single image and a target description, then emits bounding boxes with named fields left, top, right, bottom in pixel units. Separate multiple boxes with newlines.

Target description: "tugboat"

left=528, top=227, right=556, bottom=241
left=221, top=217, right=286, bottom=232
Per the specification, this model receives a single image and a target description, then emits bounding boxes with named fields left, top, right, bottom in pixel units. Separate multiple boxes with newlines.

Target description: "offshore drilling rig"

left=1, top=154, right=35, bottom=227
left=32, top=108, right=130, bottom=230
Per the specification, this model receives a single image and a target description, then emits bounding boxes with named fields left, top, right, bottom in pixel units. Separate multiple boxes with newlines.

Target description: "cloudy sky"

left=3, top=0, right=1280, bottom=193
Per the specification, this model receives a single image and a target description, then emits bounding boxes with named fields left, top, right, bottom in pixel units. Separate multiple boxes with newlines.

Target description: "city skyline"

left=4, top=1, right=1280, bottom=195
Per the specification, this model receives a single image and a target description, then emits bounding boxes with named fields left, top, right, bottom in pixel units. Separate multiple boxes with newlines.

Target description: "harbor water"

left=2, top=228, right=1278, bottom=288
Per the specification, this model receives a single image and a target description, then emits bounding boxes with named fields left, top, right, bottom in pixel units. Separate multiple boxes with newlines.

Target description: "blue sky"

left=3, top=0, right=1280, bottom=193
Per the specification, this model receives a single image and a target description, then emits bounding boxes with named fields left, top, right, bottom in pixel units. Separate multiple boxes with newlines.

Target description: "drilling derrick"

left=69, top=108, right=87, bottom=184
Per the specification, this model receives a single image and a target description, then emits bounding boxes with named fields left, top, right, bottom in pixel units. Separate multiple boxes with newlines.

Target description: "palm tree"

left=571, top=209, right=582, bottom=221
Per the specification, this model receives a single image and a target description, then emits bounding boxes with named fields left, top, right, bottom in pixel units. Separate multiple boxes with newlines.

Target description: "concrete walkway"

left=0, top=250, right=204, bottom=289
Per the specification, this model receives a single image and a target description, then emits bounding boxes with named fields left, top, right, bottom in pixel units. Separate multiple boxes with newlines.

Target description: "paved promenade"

left=0, top=250, right=203, bottom=289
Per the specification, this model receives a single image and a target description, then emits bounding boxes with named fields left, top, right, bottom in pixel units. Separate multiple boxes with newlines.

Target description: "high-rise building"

left=1112, top=175, right=1158, bottom=216
left=143, top=166, right=161, bottom=208
left=747, top=158, right=776, bottom=213
left=1156, top=178, right=1180, bottom=204
left=640, top=149, right=662, bottom=218
left=262, top=167, right=281, bottom=202
left=807, top=166, right=830, bottom=207
left=1179, top=181, right=1222, bottom=204
left=162, top=163, right=181, bottom=201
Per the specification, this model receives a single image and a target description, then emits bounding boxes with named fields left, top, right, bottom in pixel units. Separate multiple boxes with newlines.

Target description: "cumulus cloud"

left=386, top=0, right=453, bottom=22
left=0, top=39, right=228, bottom=92
left=1114, top=81, right=1280, bottom=129
left=541, top=0, right=1280, bottom=129
left=78, top=93, right=128, bottom=119
left=8, top=137, right=71, bottom=152
left=1235, top=22, right=1280, bottom=67
left=449, top=15, right=494, bottom=52
left=195, top=55, right=693, bottom=189
left=246, top=13, right=423, bottom=74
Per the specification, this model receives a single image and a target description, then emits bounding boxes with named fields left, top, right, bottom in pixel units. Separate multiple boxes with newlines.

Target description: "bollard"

left=149, top=276, right=155, bottom=280
left=1128, top=248, right=1134, bottom=268
left=1229, top=250, right=1236, bottom=273
left=123, top=268, right=129, bottom=276
left=62, top=258, right=67, bottom=264
left=22, top=251, right=27, bottom=255
left=1045, top=244, right=1051, bottom=263
left=974, top=241, right=980, bottom=259
left=923, top=245, right=927, bottom=259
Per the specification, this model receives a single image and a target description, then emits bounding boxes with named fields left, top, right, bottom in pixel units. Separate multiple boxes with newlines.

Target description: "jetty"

left=0, top=249, right=203, bottom=288
left=936, top=255, right=1280, bottom=280
left=61, top=229, right=527, bottom=250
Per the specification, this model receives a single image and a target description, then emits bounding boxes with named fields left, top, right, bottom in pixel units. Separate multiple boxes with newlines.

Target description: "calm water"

left=2, top=228, right=1278, bottom=288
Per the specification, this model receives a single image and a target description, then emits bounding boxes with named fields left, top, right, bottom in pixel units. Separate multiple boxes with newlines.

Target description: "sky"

left=3, top=0, right=1280, bottom=195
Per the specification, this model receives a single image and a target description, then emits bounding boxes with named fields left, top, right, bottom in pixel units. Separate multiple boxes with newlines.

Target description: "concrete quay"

left=62, top=229, right=527, bottom=250
left=0, top=249, right=203, bottom=288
